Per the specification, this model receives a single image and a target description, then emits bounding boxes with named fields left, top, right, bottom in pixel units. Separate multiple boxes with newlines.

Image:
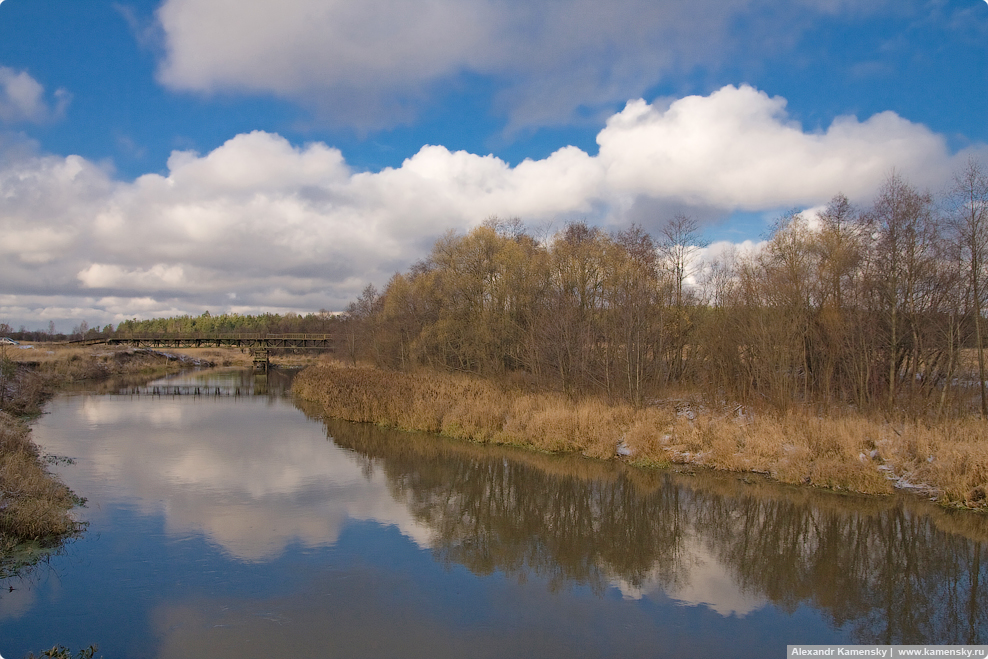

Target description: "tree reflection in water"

left=319, top=416, right=988, bottom=644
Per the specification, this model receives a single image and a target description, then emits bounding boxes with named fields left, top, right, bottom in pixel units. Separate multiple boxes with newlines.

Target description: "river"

left=1, top=369, right=986, bottom=658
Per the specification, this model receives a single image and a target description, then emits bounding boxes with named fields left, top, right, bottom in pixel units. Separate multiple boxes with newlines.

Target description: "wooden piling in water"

left=252, top=348, right=269, bottom=372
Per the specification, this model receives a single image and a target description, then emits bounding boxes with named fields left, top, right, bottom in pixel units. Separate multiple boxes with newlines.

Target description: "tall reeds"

left=293, top=361, right=988, bottom=508
left=292, top=362, right=643, bottom=457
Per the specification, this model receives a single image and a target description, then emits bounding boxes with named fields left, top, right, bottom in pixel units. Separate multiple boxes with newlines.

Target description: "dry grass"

left=655, top=413, right=988, bottom=505
left=4, top=343, right=120, bottom=366
left=5, top=343, right=190, bottom=380
left=293, top=362, right=663, bottom=458
left=154, top=347, right=252, bottom=367
left=310, top=405, right=988, bottom=547
left=0, top=412, right=78, bottom=541
left=152, top=347, right=323, bottom=368
left=293, top=362, right=988, bottom=510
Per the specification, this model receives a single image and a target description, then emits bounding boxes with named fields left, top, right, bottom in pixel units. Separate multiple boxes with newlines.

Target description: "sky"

left=0, top=0, right=986, bottom=332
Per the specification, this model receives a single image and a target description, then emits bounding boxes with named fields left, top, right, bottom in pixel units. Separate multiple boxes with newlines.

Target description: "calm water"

left=1, top=369, right=987, bottom=658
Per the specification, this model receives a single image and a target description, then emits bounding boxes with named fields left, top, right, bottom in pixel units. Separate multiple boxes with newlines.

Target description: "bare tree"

left=660, top=214, right=705, bottom=309
left=948, top=158, right=988, bottom=417
left=868, top=172, right=938, bottom=411
left=344, top=284, right=378, bottom=365
left=813, top=194, right=866, bottom=405
left=610, top=224, right=662, bottom=405
left=659, top=214, right=706, bottom=382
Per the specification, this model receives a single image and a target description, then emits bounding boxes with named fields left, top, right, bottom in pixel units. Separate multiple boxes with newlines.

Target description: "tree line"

left=114, top=310, right=339, bottom=336
left=345, top=161, right=988, bottom=418
left=1, top=312, right=340, bottom=343
left=0, top=320, right=114, bottom=343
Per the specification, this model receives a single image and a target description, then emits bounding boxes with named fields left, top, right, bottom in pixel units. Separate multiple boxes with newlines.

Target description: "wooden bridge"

left=73, top=333, right=334, bottom=370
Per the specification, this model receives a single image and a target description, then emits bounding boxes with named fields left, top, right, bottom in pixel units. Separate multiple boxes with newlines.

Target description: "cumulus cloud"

left=0, top=85, right=981, bottom=330
left=0, top=66, right=70, bottom=124
left=153, top=0, right=894, bottom=129
left=596, top=85, right=955, bottom=209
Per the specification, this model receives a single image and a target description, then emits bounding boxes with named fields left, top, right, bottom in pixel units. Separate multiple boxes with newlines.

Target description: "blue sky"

left=0, top=0, right=986, bottom=330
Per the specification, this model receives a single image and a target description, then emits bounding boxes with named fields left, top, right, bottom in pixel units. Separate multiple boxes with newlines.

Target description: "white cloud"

left=596, top=85, right=957, bottom=209
left=0, top=66, right=70, bottom=124
left=153, top=0, right=894, bottom=129
left=77, top=263, right=189, bottom=290
left=0, top=85, right=982, bottom=330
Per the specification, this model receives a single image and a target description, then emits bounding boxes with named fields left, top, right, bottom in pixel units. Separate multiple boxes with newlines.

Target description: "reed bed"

left=293, top=362, right=654, bottom=459
left=293, top=362, right=988, bottom=509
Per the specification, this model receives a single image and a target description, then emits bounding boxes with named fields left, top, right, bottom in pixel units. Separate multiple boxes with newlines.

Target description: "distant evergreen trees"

left=115, top=310, right=339, bottom=336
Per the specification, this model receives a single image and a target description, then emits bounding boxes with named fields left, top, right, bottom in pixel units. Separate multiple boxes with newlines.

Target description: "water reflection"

left=40, top=387, right=434, bottom=563
left=110, top=367, right=298, bottom=398
left=317, top=416, right=988, bottom=644
left=18, top=370, right=988, bottom=653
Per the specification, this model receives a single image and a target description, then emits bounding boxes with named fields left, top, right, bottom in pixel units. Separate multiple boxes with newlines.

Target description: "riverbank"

left=0, top=344, right=202, bottom=562
left=292, top=362, right=988, bottom=510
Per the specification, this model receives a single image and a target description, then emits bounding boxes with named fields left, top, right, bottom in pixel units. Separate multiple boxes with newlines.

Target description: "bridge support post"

left=252, top=348, right=269, bottom=372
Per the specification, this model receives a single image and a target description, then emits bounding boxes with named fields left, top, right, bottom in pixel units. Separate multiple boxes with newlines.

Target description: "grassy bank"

left=131, top=346, right=324, bottom=369
left=2, top=345, right=197, bottom=415
left=292, top=362, right=988, bottom=509
left=0, top=412, right=79, bottom=545
left=0, top=344, right=200, bottom=562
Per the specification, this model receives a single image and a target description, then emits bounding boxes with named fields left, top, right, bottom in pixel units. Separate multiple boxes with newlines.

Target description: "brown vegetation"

left=302, top=162, right=988, bottom=508
left=343, top=164, right=988, bottom=420
left=0, top=412, right=79, bottom=541
left=294, top=359, right=988, bottom=508
left=3, top=343, right=198, bottom=382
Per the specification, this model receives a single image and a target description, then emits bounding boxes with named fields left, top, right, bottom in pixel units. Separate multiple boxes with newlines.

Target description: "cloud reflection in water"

left=33, top=386, right=988, bottom=642
left=45, top=395, right=434, bottom=562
